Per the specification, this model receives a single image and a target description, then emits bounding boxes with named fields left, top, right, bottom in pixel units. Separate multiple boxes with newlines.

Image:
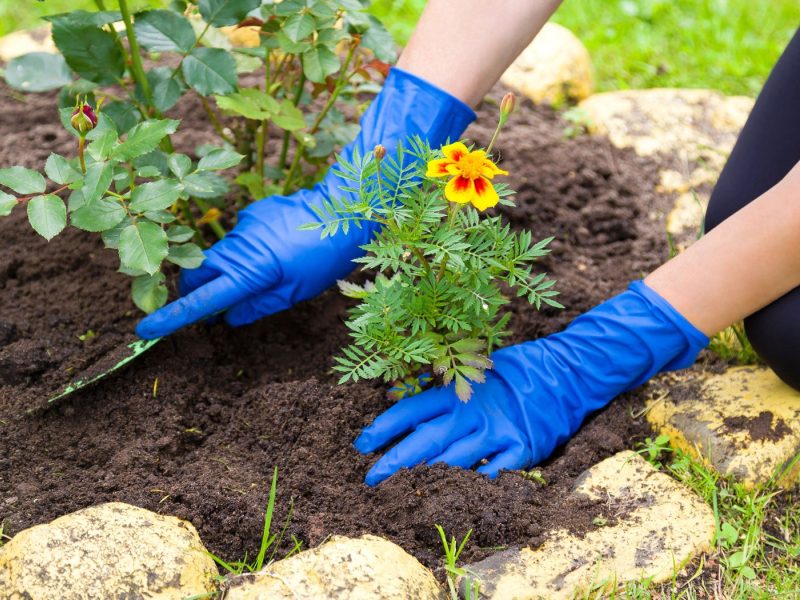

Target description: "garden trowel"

left=46, top=337, right=161, bottom=404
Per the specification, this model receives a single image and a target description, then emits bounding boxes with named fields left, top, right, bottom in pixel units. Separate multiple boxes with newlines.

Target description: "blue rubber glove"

left=136, top=68, right=475, bottom=339
left=354, top=280, right=709, bottom=486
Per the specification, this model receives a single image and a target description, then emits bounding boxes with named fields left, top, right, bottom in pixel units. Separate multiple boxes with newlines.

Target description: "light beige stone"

left=225, top=534, right=443, bottom=600
left=0, top=502, right=218, bottom=599
left=500, top=23, right=594, bottom=105
left=580, top=89, right=753, bottom=237
left=647, top=367, right=800, bottom=488
left=459, top=451, right=714, bottom=599
left=0, top=26, right=57, bottom=62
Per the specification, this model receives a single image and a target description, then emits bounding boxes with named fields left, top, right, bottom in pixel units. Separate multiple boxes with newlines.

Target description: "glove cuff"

left=627, top=279, right=709, bottom=370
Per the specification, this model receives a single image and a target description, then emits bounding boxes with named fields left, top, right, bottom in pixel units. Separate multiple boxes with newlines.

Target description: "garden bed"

left=0, top=81, right=677, bottom=571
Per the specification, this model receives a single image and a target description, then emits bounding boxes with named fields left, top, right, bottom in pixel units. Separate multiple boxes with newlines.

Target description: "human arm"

left=136, top=0, right=564, bottom=338
left=355, top=162, right=800, bottom=485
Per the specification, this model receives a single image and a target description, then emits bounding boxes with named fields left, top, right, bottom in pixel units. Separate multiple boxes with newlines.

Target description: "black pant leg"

left=704, top=28, right=800, bottom=390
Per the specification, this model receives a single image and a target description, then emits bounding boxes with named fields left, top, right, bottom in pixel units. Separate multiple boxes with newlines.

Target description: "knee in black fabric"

left=743, top=287, right=800, bottom=391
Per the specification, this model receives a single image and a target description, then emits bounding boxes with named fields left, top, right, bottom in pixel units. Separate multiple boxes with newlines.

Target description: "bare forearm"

left=397, top=0, right=563, bottom=106
left=646, top=161, right=800, bottom=336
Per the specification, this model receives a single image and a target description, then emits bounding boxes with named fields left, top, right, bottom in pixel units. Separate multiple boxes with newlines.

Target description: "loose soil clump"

left=0, top=82, right=676, bottom=570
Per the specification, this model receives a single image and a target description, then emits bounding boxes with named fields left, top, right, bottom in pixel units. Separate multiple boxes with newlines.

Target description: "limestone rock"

left=501, top=23, right=594, bottom=105
left=580, top=89, right=753, bottom=237
left=0, top=502, right=218, bottom=599
left=459, top=451, right=714, bottom=599
left=0, top=26, right=56, bottom=62
left=225, top=534, right=443, bottom=600
left=647, top=367, right=800, bottom=487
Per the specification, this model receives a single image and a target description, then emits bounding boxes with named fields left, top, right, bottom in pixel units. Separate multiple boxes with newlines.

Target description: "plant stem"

left=277, top=66, right=305, bottom=172
left=78, top=136, right=87, bottom=173
left=200, top=97, right=235, bottom=145
left=309, top=43, right=356, bottom=135
left=256, top=47, right=272, bottom=181
left=117, top=0, right=153, bottom=109
left=486, top=115, right=508, bottom=154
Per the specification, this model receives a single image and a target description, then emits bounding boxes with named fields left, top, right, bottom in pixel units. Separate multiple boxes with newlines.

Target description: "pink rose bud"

left=71, top=103, right=98, bottom=134
left=374, top=144, right=386, bottom=161
left=500, top=92, right=516, bottom=118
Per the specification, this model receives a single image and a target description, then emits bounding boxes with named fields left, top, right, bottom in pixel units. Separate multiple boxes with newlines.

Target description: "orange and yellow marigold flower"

left=425, top=142, right=508, bottom=211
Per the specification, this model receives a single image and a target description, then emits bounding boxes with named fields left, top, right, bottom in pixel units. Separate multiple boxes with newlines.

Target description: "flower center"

left=456, top=153, right=485, bottom=179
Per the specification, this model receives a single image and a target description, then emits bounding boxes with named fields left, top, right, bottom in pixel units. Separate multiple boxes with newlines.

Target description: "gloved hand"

left=354, top=280, right=709, bottom=486
left=136, top=68, right=476, bottom=339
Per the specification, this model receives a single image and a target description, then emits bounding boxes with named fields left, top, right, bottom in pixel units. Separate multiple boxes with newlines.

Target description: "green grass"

left=370, top=0, right=799, bottom=97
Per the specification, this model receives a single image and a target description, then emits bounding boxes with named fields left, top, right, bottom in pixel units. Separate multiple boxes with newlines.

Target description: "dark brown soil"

left=722, top=411, right=793, bottom=442
left=0, top=81, right=676, bottom=571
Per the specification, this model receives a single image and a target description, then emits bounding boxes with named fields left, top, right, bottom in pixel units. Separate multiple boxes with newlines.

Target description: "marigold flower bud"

left=499, top=92, right=516, bottom=119
left=71, top=103, right=98, bottom=134
left=373, top=144, right=386, bottom=161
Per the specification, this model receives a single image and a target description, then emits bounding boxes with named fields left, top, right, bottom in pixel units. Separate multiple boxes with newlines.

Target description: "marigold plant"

left=304, top=106, right=562, bottom=400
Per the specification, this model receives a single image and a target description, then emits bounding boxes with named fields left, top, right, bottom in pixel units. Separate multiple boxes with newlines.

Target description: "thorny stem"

left=117, top=0, right=154, bottom=110
left=257, top=46, right=272, bottom=179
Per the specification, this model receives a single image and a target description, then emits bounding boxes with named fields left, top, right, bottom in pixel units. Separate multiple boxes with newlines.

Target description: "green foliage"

left=436, top=525, right=480, bottom=600
left=709, top=322, right=761, bottom=366
left=1, top=0, right=396, bottom=314
left=207, top=467, right=303, bottom=579
left=307, top=138, right=560, bottom=400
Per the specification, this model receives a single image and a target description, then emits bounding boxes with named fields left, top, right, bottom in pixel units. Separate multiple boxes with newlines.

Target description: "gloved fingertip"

left=363, top=465, right=390, bottom=487
left=353, top=430, right=378, bottom=454
left=136, top=314, right=169, bottom=340
left=475, top=464, right=499, bottom=478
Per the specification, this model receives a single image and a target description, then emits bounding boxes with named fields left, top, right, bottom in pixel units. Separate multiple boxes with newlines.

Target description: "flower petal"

left=480, top=159, right=509, bottom=179
left=470, top=176, right=500, bottom=211
left=425, top=158, right=454, bottom=178
left=442, top=142, right=469, bottom=162
left=445, top=175, right=474, bottom=204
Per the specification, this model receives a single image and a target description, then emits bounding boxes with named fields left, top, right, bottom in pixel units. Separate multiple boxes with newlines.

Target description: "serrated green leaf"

left=4, top=52, right=72, bottom=92
left=27, top=194, right=66, bottom=241
left=0, top=166, right=46, bottom=195
left=358, top=15, right=396, bottom=63
left=272, top=99, right=306, bottom=131
left=45, top=10, right=121, bottom=28
left=71, top=196, right=126, bottom=232
left=167, top=154, right=193, bottom=179
left=102, top=100, right=141, bottom=135
left=275, top=29, right=309, bottom=54
left=166, top=224, right=195, bottom=242
left=301, top=45, right=340, bottom=83
left=197, top=148, right=244, bottom=170
left=182, top=47, right=237, bottom=95
left=87, top=130, right=118, bottom=161
left=81, top=162, right=114, bottom=203
left=0, top=192, right=16, bottom=216
left=283, top=12, right=316, bottom=42
left=129, top=179, right=183, bottom=212
left=112, top=119, right=180, bottom=161
left=132, top=271, right=168, bottom=313
left=139, top=66, right=187, bottom=113
left=143, top=209, right=177, bottom=223
left=214, top=88, right=279, bottom=120
left=51, top=21, right=124, bottom=85
left=199, top=0, right=261, bottom=26
left=136, top=166, right=162, bottom=178
left=134, top=10, right=196, bottom=53
left=182, top=171, right=228, bottom=198
left=234, top=171, right=266, bottom=199
left=167, top=243, right=205, bottom=268
left=119, top=221, right=168, bottom=275
left=101, top=216, right=132, bottom=249
left=44, top=154, right=81, bottom=185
